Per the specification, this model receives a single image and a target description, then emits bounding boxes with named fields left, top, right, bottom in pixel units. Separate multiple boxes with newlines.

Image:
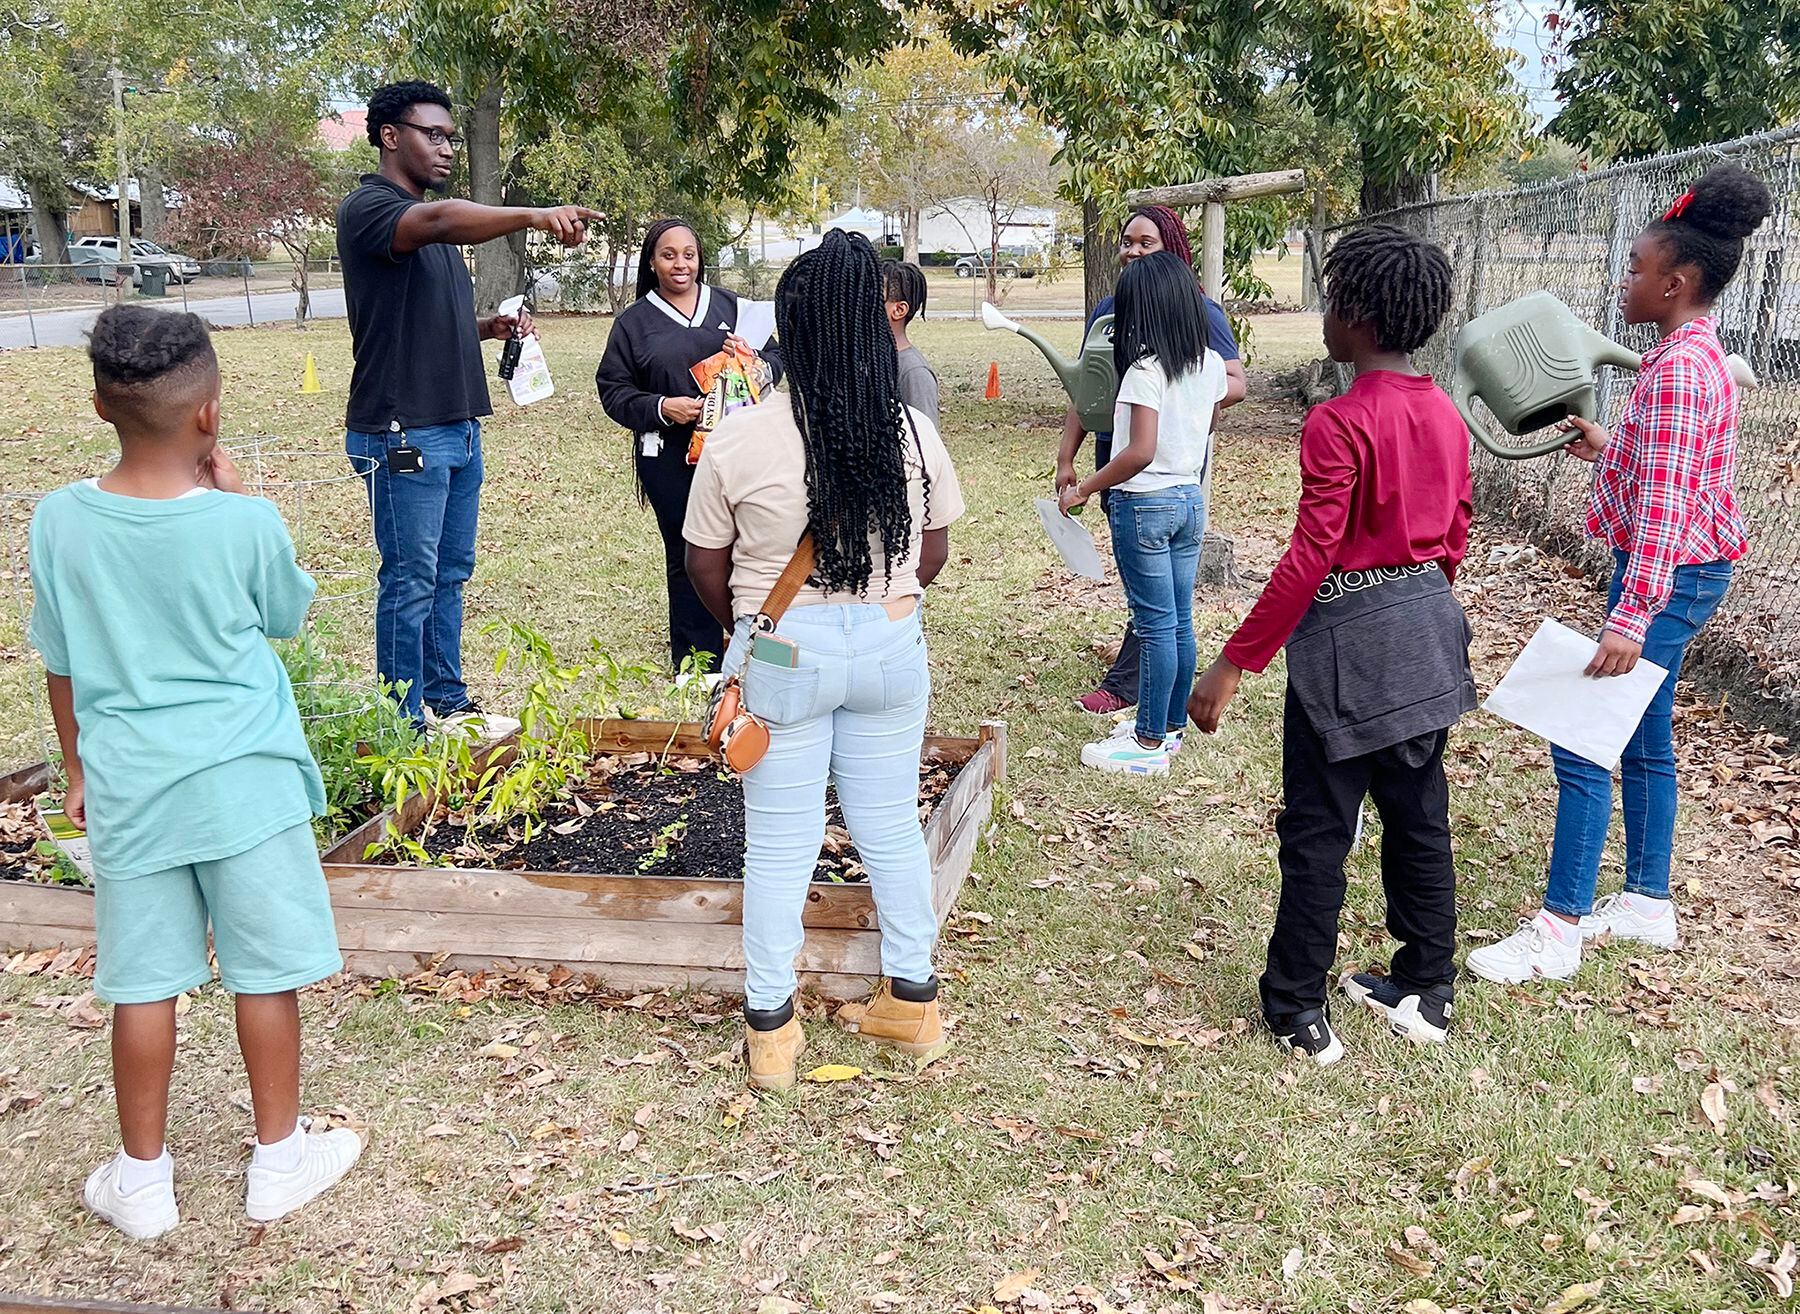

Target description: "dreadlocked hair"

left=1128, top=205, right=1195, bottom=270
left=776, top=229, right=927, bottom=597
left=636, top=219, right=705, bottom=300
left=87, top=305, right=217, bottom=432
left=881, top=258, right=928, bottom=323
left=1649, top=164, right=1774, bottom=302
left=366, top=81, right=452, bottom=149
left=1324, top=224, right=1454, bottom=353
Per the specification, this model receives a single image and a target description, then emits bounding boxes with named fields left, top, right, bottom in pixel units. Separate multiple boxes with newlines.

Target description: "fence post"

left=1594, top=188, right=1633, bottom=421
left=243, top=260, right=256, bottom=327
left=1302, top=189, right=1325, bottom=310
left=1463, top=198, right=1490, bottom=323
left=18, top=263, right=37, bottom=350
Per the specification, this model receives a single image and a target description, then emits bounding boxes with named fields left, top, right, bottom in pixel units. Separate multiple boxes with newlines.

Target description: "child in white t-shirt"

left=1057, top=251, right=1226, bottom=775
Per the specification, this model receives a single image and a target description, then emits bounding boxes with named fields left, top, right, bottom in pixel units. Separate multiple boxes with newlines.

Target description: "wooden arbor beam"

left=1125, top=169, right=1308, bottom=304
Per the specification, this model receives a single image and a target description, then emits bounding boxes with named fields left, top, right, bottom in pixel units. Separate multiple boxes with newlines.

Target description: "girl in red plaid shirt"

left=1470, top=165, right=1773, bottom=985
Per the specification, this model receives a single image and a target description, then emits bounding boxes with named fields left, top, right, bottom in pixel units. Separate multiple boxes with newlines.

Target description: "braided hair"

left=775, top=230, right=926, bottom=596
left=881, top=258, right=928, bottom=323
left=1648, top=164, right=1774, bottom=302
left=87, top=305, right=217, bottom=431
left=366, top=81, right=452, bottom=150
left=636, top=219, right=705, bottom=300
left=1128, top=205, right=1195, bottom=269
left=1323, top=224, right=1454, bottom=353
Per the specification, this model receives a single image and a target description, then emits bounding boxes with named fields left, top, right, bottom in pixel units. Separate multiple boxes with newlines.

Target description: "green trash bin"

left=139, top=263, right=167, bottom=297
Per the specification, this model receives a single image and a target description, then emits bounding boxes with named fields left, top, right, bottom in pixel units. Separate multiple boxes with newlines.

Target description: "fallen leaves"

left=1384, top=1241, right=1434, bottom=1277
left=801, top=1063, right=862, bottom=1084
left=1542, top=1279, right=1604, bottom=1313
left=1700, top=1081, right=1730, bottom=1134
left=991, top=1269, right=1040, bottom=1302
left=1748, top=1240, right=1798, bottom=1297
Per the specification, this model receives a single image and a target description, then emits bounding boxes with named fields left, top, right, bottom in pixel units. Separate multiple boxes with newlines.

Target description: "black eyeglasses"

left=395, top=120, right=465, bottom=150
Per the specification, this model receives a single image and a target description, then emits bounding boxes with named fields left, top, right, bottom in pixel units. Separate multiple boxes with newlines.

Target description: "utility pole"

left=109, top=61, right=131, bottom=297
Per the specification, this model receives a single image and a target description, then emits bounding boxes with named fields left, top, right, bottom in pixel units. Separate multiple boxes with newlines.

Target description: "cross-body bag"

left=704, top=534, right=817, bottom=772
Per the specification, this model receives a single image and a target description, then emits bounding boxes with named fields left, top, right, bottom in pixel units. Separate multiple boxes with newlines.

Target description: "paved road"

left=0, top=288, right=348, bottom=350
left=0, top=288, right=1088, bottom=351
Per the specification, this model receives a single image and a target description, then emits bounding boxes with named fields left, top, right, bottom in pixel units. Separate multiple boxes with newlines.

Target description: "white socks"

left=1619, top=892, right=1671, bottom=915
left=252, top=1124, right=306, bottom=1175
left=115, top=1147, right=173, bottom=1194
left=1535, top=909, right=1578, bottom=944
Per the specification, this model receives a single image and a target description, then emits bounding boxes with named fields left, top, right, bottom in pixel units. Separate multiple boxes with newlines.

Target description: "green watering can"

left=1452, top=291, right=1757, bottom=460
left=981, top=301, right=1118, bottom=434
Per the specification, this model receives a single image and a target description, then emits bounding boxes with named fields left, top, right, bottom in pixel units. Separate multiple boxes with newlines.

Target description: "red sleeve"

left=1444, top=468, right=1473, bottom=584
left=1223, top=407, right=1356, bottom=673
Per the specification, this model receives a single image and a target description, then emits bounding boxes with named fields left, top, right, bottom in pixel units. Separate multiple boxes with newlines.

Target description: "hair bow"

left=1661, top=190, right=1695, bottom=222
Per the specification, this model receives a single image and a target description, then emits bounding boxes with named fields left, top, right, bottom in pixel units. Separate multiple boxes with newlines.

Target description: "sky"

left=1498, top=0, right=1564, bottom=128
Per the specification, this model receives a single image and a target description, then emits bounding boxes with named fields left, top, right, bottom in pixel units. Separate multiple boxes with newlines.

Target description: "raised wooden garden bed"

left=0, top=720, right=1006, bottom=1001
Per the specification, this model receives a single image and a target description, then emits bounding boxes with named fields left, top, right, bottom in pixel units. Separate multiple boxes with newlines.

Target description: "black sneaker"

left=1267, top=1006, right=1345, bottom=1066
left=1341, top=971, right=1453, bottom=1045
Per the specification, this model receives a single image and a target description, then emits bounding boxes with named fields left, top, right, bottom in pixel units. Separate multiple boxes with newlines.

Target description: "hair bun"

left=1682, top=164, right=1774, bottom=241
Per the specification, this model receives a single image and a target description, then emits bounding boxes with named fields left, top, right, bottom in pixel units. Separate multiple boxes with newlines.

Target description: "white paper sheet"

left=1482, top=618, right=1668, bottom=770
left=736, top=299, right=777, bottom=352
left=1035, top=497, right=1106, bottom=580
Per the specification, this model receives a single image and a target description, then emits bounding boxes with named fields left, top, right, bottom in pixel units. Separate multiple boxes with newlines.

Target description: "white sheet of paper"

left=1035, top=498, right=1105, bottom=580
left=1482, top=618, right=1668, bottom=770
left=736, top=299, right=776, bottom=351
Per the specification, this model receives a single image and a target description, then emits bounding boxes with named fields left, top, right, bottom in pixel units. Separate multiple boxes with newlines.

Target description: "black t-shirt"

left=337, top=175, right=491, bottom=434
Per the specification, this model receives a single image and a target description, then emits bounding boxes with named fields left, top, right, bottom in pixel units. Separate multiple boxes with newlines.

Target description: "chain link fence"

left=1332, top=126, right=1800, bottom=730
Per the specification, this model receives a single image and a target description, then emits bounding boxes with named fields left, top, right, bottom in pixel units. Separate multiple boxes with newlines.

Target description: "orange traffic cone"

left=984, top=361, right=1001, bottom=401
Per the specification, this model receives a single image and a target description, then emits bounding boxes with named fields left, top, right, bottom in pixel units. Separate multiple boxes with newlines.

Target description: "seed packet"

left=507, top=332, right=555, bottom=406
left=688, top=346, right=773, bottom=464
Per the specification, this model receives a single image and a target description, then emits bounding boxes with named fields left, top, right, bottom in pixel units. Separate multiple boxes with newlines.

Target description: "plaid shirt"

left=1587, top=317, right=1747, bottom=644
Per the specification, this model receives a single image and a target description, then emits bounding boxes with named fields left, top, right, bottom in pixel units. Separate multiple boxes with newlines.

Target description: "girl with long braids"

left=1188, top=224, right=1475, bottom=1065
left=596, top=219, right=782, bottom=673
left=1469, top=164, right=1772, bottom=986
left=683, top=229, right=965, bottom=1091
left=1059, top=204, right=1247, bottom=717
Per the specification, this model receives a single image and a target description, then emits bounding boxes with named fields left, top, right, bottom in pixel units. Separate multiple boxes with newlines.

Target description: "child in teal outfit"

left=28, top=306, right=362, bottom=1240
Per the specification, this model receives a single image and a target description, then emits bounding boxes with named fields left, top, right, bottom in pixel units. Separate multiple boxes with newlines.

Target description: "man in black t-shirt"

left=339, top=80, right=597, bottom=734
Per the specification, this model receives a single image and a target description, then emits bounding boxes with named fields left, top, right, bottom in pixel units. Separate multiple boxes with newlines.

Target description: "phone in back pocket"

left=751, top=634, right=798, bottom=668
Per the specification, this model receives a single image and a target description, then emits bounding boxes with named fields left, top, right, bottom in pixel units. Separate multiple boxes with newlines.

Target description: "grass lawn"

left=0, top=311, right=1796, bottom=1313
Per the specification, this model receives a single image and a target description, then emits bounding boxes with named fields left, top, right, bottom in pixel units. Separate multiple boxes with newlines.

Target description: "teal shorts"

left=94, top=822, right=343, bottom=1005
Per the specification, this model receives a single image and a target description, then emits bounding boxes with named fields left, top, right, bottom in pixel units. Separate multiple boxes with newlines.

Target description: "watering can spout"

left=979, top=301, right=1118, bottom=432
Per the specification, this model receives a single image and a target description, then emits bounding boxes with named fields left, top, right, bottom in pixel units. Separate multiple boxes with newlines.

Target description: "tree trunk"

left=1359, top=154, right=1438, bottom=220
left=1082, top=198, right=1115, bottom=318
left=902, top=206, right=920, bottom=264
left=139, top=163, right=166, bottom=244
left=466, top=79, right=519, bottom=314
left=30, top=196, right=70, bottom=267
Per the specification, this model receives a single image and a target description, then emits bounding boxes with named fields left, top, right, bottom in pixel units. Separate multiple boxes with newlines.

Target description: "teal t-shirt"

left=27, top=481, right=326, bottom=878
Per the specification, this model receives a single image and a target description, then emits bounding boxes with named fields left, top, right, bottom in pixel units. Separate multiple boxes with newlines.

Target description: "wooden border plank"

left=331, top=952, right=877, bottom=1001
left=323, top=865, right=878, bottom=929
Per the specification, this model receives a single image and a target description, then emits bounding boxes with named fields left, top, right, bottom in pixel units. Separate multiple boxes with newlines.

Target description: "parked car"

left=954, top=250, right=1039, bottom=280
left=73, top=236, right=201, bottom=282
left=24, top=246, right=137, bottom=285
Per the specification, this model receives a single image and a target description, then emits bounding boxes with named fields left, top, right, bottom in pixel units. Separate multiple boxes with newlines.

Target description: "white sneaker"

left=1106, top=719, right=1183, bottom=753
left=83, top=1152, right=179, bottom=1240
left=245, top=1122, right=364, bottom=1223
left=423, top=704, right=521, bottom=743
left=1465, top=911, right=1582, bottom=984
left=1080, top=735, right=1171, bottom=776
left=1580, top=892, right=1679, bottom=949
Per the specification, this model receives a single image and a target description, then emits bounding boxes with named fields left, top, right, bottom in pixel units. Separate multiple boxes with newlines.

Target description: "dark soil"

left=395, top=753, right=966, bottom=882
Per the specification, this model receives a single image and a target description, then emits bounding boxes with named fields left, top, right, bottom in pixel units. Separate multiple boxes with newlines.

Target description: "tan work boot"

left=744, top=1015, right=806, bottom=1091
left=851, top=978, right=949, bottom=1060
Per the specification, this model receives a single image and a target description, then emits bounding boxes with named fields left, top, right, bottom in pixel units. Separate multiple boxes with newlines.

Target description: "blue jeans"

left=1107, top=485, right=1206, bottom=742
left=346, top=421, right=483, bottom=726
left=724, top=605, right=937, bottom=1010
left=1543, top=551, right=1732, bottom=917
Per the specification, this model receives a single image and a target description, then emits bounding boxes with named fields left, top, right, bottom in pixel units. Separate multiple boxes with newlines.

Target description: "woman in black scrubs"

left=596, top=218, right=781, bottom=671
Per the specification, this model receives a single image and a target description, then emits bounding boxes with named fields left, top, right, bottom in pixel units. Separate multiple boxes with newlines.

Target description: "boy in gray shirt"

left=882, top=259, right=940, bottom=429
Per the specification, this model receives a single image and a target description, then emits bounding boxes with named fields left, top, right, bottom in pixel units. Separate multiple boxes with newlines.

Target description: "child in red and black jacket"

left=1188, top=224, right=1475, bottom=1065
